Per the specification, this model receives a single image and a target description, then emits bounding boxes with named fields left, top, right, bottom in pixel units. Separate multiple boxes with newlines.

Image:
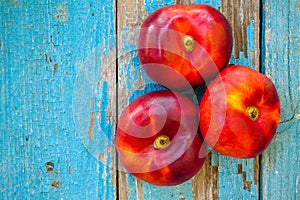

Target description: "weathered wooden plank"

left=191, top=1, right=261, bottom=199
left=2, top=0, right=298, bottom=199
left=260, top=0, right=299, bottom=199
left=116, top=0, right=261, bottom=199
left=220, top=0, right=261, bottom=199
left=116, top=0, right=198, bottom=199
left=116, top=0, right=195, bottom=199
left=220, top=0, right=261, bottom=69
left=0, top=1, right=117, bottom=199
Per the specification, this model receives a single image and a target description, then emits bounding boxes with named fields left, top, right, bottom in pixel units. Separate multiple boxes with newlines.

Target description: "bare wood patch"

left=136, top=179, right=144, bottom=200
left=98, top=50, right=117, bottom=132
left=55, top=3, right=68, bottom=22
left=88, top=97, right=95, bottom=140
left=192, top=153, right=219, bottom=200
left=117, top=1, right=148, bottom=199
left=45, top=162, right=55, bottom=173
left=51, top=181, right=62, bottom=188
left=175, top=0, right=193, bottom=5
left=253, top=156, right=260, bottom=186
left=118, top=171, right=130, bottom=200
left=51, top=176, right=62, bottom=188
left=68, top=166, right=72, bottom=175
left=221, top=0, right=260, bottom=69
left=237, top=163, right=253, bottom=191
left=53, top=63, right=58, bottom=74
left=117, top=0, right=148, bottom=50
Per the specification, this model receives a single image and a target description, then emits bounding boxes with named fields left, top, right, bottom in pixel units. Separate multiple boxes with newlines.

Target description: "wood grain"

left=192, top=153, right=219, bottom=200
left=116, top=0, right=192, bottom=199
left=1, top=0, right=299, bottom=199
left=116, top=1, right=147, bottom=199
left=192, top=1, right=261, bottom=199
left=116, top=0, right=261, bottom=199
left=0, top=1, right=117, bottom=199
left=260, top=0, right=299, bottom=199
left=220, top=0, right=260, bottom=69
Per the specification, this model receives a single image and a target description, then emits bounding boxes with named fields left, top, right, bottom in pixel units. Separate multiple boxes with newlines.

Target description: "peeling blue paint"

left=1, top=0, right=298, bottom=199
left=194, top=0, right=222, bottom=9
left=260, top=0, right=299, bottom=199
left=142, top=180, right=194, bottom=200
left=0, top=0, right=116, bottom=199
left=228, top=20, right=257, bottom=69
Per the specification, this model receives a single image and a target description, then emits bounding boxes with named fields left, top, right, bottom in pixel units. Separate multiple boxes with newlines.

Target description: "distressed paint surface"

left=117, top=1, right=193, bottom=199
left=0, top=1, right=116, bottom=199
left=196, top=1, right=260, bottom=200
left=260, top=0, right=299, bottom=199
left=117, top=0, right=260, bottom=199
left=0, top=0, right=299, bottom=200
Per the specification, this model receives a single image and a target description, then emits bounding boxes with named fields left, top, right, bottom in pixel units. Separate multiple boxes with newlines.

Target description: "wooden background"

left=0, top=0, right=299, bottom=199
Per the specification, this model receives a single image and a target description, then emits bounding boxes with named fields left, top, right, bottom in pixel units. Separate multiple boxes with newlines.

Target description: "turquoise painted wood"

left=0, top=0, right=299, bottom=200
left=117, top=1, right=260, bottom=199
left=260, top=0, right=299, bottom=199
left=0, top=1, right=117, bottom=199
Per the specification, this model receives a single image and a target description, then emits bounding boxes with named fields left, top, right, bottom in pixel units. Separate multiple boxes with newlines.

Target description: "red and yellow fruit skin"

left=200, top=65, right=280, bottom=158
left=116, top=90, right=207, bottom=186
left=138, top=4, right=233, bottom=91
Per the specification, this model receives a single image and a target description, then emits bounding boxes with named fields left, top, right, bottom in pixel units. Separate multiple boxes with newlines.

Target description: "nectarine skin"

left=200, top=65, right=280, bottom=158
left=138, top=4, right=233, bottom=90
left=117, top=90, right=207, bottom=186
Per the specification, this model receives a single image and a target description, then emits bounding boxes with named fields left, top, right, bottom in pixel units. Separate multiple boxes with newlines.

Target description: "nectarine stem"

left=246, top=106, right=259, bottom=121
left=153, top=135, right=170, bottom=150
left=183, top=35, right=195, bottom=52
